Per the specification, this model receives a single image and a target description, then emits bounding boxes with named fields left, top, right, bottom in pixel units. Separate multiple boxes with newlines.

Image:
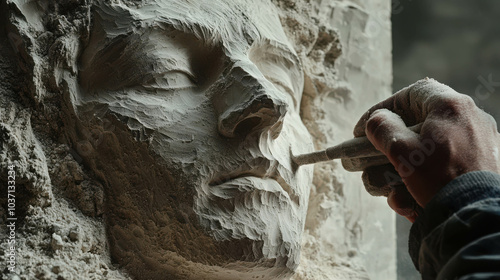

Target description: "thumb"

left=365, top=109, right=420, bottom=175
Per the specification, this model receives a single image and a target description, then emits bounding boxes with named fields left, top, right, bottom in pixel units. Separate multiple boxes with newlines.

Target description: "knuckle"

left=407, top=78, right=442, bottom=97
left=482, top=111, right=497, bottom=128
left=456, top=94, right=475, bottom=107
left=462, top=94, right=475, bottom=105
left=438, top=96, right=459, bottom=109
left=366, top=116, right=382, bottom=134
left=366, top=110, right=390, bottom=136
left=489, top=115, right=498, bottom=129
left=436, top=95, right=475, bottom=118
left=353, top=117, right=369, bottom=137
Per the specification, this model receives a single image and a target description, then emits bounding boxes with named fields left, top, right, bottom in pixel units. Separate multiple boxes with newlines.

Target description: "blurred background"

left=392, top=0, right=500, bottom=279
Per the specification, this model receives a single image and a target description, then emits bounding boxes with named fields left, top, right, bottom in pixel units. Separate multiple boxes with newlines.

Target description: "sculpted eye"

left=80, top=25, right=224, bottom=94
left=142, top=70, right=198, bottom=91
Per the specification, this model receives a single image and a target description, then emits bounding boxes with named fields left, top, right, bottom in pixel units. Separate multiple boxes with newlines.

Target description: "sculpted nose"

left=213, top=66, right=288, bottom=138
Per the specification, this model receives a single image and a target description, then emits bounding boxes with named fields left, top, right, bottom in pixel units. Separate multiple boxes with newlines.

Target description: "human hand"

left=354, top=78, right=500, bottom=222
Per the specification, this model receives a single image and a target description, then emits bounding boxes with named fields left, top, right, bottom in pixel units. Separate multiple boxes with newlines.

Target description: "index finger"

left=353, top=78, right=460, bottom=137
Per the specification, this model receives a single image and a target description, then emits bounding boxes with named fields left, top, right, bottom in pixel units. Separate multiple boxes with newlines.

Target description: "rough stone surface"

left=0, top=0, right=394, bottom=279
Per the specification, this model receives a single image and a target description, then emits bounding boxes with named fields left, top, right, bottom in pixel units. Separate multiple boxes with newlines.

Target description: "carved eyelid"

left=160, top=69, right=198, bottom=84
left=141, top=69, right=198, bottom=91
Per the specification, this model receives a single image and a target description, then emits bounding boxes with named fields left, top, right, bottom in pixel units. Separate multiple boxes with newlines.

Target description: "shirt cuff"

left=409, top=171, right=500, bottom=269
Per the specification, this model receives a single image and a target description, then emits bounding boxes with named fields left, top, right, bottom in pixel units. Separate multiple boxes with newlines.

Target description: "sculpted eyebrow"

left=82, top=34, right=158, bottom=90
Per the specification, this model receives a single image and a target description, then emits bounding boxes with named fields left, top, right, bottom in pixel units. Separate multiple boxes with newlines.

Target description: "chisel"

left=292, top=123, right=422, bottom=171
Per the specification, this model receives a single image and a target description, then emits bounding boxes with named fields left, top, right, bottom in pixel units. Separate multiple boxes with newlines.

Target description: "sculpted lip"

left=209, top=170, right=265, bottom=186
left=209, top=160, right=299, bottom=205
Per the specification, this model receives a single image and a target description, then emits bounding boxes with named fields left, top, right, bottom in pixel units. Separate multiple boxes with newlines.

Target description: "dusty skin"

left=0, top=0, right=395, bottom=279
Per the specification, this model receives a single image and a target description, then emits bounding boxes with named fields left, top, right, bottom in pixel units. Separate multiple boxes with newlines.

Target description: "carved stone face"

left=76, top=0, right=314, bottom=278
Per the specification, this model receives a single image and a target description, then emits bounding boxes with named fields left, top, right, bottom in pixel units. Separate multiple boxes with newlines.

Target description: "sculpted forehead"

left=83, top=0, right=304, bottom=108
left=98, top=0, right=295, bottom=54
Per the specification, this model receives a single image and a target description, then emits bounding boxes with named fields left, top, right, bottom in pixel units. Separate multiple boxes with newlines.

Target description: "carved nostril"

left=217, top=95, right=286, bottom=138
left=233, top=116, right=263, bottom=137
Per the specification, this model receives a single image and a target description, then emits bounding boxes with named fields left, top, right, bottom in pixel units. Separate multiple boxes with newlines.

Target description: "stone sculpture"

left=0, top=0, right=395, bottom=279
left=75, top=1, right=314, bottom=278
